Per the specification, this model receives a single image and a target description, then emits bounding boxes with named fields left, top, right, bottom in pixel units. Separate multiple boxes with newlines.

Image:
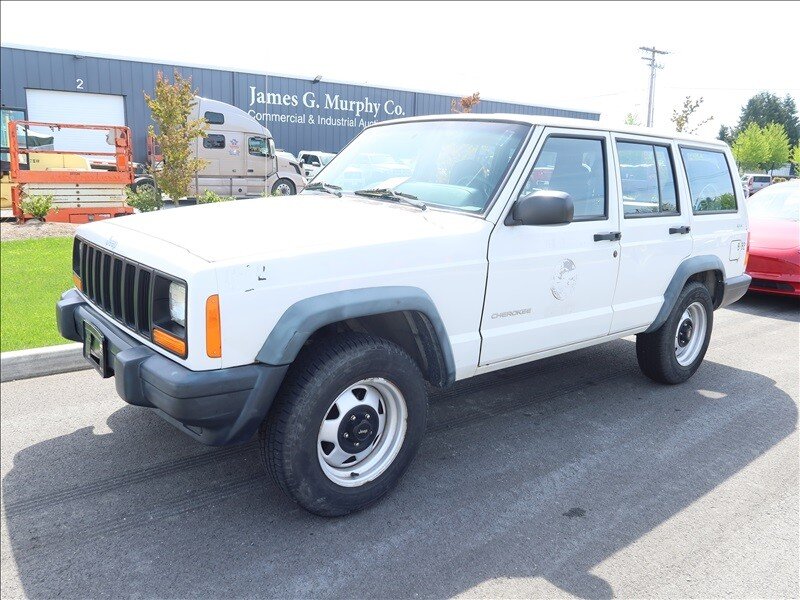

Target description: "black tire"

left=271, top=178, right=296, bottom=196
left=260, top=332, right=428, bottom=516
left=636, top=281, right=714, bottom=384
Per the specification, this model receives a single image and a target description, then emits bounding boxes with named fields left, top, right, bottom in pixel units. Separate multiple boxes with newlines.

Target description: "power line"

left=640, top=46, right=670, bottom=127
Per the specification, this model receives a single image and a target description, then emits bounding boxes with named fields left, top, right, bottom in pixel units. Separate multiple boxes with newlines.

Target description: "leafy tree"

left=717, top=125, right=735, bottom=145
left=736, top=92, right=799, bottom=146
left=761, top=122, right=790, bottom=174
left=145, top=70, right=208, bottom=204
left=451, top=92, right=481, bottom=113
left=790, top=143, right=800, bottom=173
left=624, top=112, right=641, bottom=126
left=732, top=122, right=768, bottom=171
left=671, top=96, right=713, bottom=134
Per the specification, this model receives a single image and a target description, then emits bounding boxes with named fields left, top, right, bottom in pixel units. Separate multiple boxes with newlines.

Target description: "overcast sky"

left=2, top=1, right=798, bottom=136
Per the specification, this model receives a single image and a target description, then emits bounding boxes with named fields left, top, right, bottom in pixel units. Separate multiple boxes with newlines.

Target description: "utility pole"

left=639, top=46, right=670, bottom=127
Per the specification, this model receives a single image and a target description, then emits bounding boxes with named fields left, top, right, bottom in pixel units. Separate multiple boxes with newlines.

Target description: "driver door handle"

left=669, top=225, right=691, bottom=235
left=594, top=231, right=621, bottom=242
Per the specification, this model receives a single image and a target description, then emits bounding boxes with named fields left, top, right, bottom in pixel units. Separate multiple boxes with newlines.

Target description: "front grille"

left=75, top=237, right=154, bottom=337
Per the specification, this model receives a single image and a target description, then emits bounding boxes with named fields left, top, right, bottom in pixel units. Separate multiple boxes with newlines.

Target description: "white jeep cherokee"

left=58, top=115, right=751, bottom=516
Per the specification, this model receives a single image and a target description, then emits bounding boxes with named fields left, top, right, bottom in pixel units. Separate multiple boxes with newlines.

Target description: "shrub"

left=197, top=190, right=233, bottom=204
left=125, top=185, right=163, bottom=212
left=21, top=194, right=56, bottom=221
left=772, top=176, right=787, bottom=183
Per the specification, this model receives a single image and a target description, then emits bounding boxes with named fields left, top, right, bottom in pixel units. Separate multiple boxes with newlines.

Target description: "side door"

left=480, top=128, right=621, bottom=366
left=609, top=136, right=693, bottom=333
left=246, top=135, right=267, bottom=195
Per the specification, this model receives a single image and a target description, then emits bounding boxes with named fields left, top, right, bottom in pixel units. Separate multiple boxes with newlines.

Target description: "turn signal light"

left=206, top=294, right=222, bottom=358
left=73, top=273, right=82, bottom=291
left=744, top=233, right=751, bottom=270
left=153, top=328, right=187, bottom=357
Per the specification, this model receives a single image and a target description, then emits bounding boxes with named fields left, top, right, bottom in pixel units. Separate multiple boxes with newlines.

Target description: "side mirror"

left=505, top=190, right=574, bottom=226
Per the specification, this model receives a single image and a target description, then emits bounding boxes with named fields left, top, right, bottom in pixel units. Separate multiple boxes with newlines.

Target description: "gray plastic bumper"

left=56, top=289, right=288, bottom=446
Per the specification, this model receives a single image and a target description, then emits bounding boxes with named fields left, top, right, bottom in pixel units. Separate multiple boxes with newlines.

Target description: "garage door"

left=25, top=89, right=125, bottom=157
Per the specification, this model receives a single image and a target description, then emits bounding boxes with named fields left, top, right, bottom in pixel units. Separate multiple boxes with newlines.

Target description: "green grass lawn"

left=1, top=237, right=74, bottom=352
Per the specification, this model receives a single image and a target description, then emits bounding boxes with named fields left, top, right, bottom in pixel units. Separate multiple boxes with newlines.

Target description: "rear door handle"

left=247, top=169, right=255, bottom=173
left=669, top=226, right=691, bottom=235
left=594, top=231, right=621, bottom=242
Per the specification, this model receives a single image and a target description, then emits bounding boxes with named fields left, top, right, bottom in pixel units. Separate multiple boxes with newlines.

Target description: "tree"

left=717, top=125, right=735, bottom=145
left=144, top=70, right=208, bottom=204
left=451, top=92, right=481, bottom=113
left=671, top=96, right=713, bottom=134
left=761, top=122, right=791, bottom=174
left=790, top=143, right=800, bottom=174
left=732, top=123, right=768, bottom=171
left=736, top=92, right=799, bottom=147
left=624, top=112, right=641, bottom=126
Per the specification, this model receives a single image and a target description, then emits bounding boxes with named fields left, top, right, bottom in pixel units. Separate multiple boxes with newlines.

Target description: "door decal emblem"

left=551, top=259, right=577, bottom=300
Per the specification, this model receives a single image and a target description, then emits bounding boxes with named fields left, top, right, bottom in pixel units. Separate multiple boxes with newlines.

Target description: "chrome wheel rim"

left=317, top=378, right=407, bottom=487
left=275, top=183, right=292, bottom=195
left=675, top=301, right=707, bottom=366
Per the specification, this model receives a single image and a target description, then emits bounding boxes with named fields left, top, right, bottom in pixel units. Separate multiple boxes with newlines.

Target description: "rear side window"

left=617, top=141, right=678, bottom=216
left=203, top=134, right=225, bottom=149
left=204, top=111, right=225, bottom=125
left=680, top=148, right=737, bottom=213
left=522, top=136, right=607, bottom=220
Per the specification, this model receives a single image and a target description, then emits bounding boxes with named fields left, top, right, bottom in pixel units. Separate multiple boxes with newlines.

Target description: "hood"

left=100, top=195, right=485, bottom=262
left=749, top=217, right=800, bottom=251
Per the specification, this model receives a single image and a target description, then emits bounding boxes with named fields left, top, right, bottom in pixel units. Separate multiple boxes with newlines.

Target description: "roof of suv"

left=375, top=112, right=729, bottom=148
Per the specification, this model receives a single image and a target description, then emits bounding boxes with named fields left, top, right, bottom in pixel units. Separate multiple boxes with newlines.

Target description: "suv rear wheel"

left=260, top=332, right=427, bottom=516
left=636, top=281, right=714, bottom=384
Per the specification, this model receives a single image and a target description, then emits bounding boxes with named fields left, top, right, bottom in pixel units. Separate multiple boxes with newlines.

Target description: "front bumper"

left=57, top=289, right=288, bottom=446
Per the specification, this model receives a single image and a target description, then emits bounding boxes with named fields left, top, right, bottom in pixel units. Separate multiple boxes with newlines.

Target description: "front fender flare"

left=255, top=286, right=456, bottom=385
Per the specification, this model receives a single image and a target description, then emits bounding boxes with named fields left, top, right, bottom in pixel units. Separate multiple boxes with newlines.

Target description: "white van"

left=297, top=150, right=336, bottom=179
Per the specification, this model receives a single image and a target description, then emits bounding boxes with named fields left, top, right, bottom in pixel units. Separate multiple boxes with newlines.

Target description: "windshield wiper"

left=304, top=181, right=343, bottom=197
left=353, top=188, right=427, bottom=210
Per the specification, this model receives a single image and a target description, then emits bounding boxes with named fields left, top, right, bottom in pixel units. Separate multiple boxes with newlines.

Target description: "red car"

left=746, top=179, right=800, bottom=296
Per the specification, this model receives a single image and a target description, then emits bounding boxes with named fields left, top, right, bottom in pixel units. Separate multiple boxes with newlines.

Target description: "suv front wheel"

left=636, top=281, right=714, bottom=384
left=260, top=332, right=428, bottom=516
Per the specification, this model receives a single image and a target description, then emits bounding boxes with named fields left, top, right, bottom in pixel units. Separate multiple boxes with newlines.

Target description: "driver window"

left=521, top=136, right=607, bottom=220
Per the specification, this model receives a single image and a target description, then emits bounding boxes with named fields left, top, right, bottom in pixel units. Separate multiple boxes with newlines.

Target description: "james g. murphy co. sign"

left=248, top=86, right=408, bottom=128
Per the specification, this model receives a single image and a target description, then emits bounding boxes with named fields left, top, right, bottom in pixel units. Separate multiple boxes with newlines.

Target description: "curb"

left=0, top=343, right=90, bottom=383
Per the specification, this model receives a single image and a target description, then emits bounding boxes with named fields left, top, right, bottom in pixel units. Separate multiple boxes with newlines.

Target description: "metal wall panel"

left=1, top=46, right=599, bottom=162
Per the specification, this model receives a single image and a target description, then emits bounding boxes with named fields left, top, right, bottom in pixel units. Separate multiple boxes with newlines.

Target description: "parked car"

left=745, top=179, right=800, bottom=296
left=58, top=115, right=750, bottom=516
left=298, top=150, right=336, bottom=179
left=741, top=173, right=772, bottom=197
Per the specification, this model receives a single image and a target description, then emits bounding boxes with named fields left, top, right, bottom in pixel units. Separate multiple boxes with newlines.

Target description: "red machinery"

left=9, top=121, right=135, bottom=223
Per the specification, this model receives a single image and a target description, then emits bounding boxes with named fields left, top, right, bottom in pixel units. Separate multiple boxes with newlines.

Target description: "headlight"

left=168, top=282, right=186, bottom=328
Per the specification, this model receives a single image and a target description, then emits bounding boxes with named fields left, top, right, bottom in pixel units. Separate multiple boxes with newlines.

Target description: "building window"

left=680, top=147, right=737, bottom=213
left=204, top=111, right=224, bottom=125
left=617, top=141, right=678, bottom=216
left=203, top=134, right=225, bottom=149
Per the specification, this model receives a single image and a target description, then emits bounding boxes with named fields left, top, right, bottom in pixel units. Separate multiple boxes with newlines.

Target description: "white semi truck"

left=133, top=97, right=306, bottom=198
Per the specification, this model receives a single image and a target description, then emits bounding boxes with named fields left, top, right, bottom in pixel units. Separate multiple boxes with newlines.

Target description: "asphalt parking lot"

left=1, top=293, right=798, bottom=599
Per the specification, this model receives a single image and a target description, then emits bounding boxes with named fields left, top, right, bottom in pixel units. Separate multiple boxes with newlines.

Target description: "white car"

left=297, top=150, right=335, bottom=179
left=58, top=114, right=751, bottom=516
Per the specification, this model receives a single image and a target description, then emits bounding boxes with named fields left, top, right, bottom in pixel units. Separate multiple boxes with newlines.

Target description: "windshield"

left=305, top=120, right=530, bottom=213
left=747, top=183, right=800, bottom=221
